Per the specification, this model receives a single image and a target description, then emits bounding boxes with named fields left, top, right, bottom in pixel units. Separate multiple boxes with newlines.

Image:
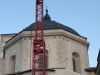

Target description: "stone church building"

left=0, top=9, right=96, bottom=75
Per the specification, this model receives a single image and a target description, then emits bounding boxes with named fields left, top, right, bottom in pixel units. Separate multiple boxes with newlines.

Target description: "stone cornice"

left=43, top=29, right=89, bottom=45
left=4, top=33, right=23, bottom=49
left=4, top=29, right=89, bottom=49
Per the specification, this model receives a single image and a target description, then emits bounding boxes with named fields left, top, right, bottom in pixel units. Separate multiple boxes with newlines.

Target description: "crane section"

left=32, top=0, right=46, bottom=75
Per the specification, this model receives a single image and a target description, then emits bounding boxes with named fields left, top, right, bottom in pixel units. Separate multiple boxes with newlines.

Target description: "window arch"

left=45, top=50, right=48, bottom=68
left=9, top=55, right=16, bottom=74
left=72, top=52, right=81, bottom=73
left=39, top=50, right=48, bottom=69
left=72, top=57, right=76, bottom=72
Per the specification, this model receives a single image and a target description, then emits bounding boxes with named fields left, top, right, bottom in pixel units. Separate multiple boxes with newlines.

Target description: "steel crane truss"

left=32, top=0, right=46, bottom=75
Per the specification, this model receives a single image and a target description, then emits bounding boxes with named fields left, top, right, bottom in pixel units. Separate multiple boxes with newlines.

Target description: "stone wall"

left=0, top=34, right=16, bottom=75
left=0, top=60, right=3, bottom=75
left=0, top=34, right=16, bottom=59
left=3, top=29, right=90, bottom=75
left=21, top=37, right=32, bottom=71
left=4, top=38, right=23, bottom=74
left=44, top=35, right=89, bottom=75
left=4, top=35, right=33, bottom=74
left=43, top=29, right=89, bottom=75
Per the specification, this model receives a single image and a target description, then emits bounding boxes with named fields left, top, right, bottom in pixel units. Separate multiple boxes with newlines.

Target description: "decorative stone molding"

left=4, top=29, right=89, bottom=50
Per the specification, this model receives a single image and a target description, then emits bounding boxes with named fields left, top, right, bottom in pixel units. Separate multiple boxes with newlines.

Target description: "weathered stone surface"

left=0, top=60, right=3, bottom=75
left=0, top=30, right=95, bottom=75
left=56, top=38, right=68, bottom=68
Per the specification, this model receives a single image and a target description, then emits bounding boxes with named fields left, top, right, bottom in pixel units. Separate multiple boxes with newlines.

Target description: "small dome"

left=23, top=9, right=80, bottom=36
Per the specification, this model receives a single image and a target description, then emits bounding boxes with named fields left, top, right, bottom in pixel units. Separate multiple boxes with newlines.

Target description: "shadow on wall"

left=72, top=52, right=81, bottom=73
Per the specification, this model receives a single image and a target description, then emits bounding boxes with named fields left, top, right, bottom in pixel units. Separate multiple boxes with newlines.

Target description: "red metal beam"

left=32, top=0, right=46, bottom=75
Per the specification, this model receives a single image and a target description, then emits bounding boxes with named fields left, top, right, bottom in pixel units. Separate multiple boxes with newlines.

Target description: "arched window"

left=72, top=52, right=81, bottom=73
left=45, top=50, right=48, bottom=68
left=39, top=50, right=48, bottom=69
left=72, top=57, right=76, bottom=72
left=9, top=55, right=16, bottom=74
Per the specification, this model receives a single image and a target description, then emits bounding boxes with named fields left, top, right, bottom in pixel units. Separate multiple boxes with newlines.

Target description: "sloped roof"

left=23, top=9, right=80, bottom=36
left=6, top=9, right=82, bottom=44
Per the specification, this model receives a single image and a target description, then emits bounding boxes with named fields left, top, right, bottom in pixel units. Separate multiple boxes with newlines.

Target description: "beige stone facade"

left=0, top=29, right=96, bottom=75
left=0, top=34, right=16, bottom=75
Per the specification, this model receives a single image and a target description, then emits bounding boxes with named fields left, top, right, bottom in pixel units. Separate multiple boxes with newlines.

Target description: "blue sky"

left=0, top=0, right=100, bottom=67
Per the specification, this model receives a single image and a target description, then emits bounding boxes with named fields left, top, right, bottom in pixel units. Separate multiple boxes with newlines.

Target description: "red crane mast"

left=32, top=0, right=46, bottom=75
